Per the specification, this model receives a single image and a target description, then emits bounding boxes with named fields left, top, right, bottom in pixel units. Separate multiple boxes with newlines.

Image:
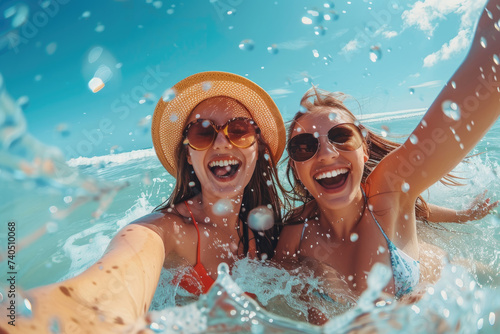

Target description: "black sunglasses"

left=287, top=123, right=364, bottom=162
left=183, top=117, right=260, bottom=151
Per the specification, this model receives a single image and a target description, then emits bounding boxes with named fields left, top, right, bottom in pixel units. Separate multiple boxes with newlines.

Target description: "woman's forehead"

left=293, top=108, right=352, bottom=133
left=188, top=97, right=250, bottom=123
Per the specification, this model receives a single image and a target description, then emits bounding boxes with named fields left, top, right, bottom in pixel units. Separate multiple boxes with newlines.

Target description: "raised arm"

left=372, top=1, right=500, bottom=199
left=6, top=218, right=165, bottom=334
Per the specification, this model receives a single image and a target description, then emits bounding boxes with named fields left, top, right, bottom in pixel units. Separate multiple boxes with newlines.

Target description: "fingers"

left=471, top=190, right=488, bottom=206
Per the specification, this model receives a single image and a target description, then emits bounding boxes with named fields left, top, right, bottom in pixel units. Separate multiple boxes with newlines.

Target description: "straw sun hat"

left=152, top=71, right=286, bottom=176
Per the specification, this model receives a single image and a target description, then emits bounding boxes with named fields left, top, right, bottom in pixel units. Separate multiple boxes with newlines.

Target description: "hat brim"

left=152, top=71, right=286, bottom=176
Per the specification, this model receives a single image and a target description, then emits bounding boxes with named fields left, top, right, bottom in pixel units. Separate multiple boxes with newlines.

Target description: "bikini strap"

left=184, top=201, right=201, bottom=265
left=360, top=187, right=391, bottom=244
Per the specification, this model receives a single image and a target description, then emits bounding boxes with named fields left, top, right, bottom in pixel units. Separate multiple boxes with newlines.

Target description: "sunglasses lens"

left=328, top=124, right=363, bottom=151
left=226, top=119, right=257, bottom=148
left=288, top=134, right=319, bottom=162
left=187, top=121, right=216, bottom=150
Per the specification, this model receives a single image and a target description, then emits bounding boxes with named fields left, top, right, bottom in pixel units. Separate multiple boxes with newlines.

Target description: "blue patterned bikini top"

left=363, top=190, right=420, bottom=298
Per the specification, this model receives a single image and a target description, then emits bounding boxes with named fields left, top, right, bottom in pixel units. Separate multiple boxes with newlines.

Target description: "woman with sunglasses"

left=6, top=72, right=286, bottom=333
left=275, top=0, right=500, bottom=313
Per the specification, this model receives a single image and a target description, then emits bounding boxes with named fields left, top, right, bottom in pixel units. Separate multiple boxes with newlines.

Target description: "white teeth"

left=208, top=159, right=239, bottom=168
left=315, top=168, right=349, bottom=180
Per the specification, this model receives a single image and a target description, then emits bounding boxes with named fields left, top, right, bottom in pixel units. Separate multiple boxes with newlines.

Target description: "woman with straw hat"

left=5, top=71, right=286, bottom=333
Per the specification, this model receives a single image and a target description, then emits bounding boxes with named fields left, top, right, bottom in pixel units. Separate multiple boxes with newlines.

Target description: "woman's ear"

left=187, top=151, right=192, bottom=165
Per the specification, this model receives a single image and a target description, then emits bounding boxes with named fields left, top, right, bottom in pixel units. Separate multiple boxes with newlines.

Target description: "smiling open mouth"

left=208, top=159, right=241, bottom=179
left=314, top=168, right=349, bottom=189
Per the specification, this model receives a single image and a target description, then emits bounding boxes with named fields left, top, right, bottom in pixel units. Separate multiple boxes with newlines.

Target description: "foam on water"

left=60, top=193, right=156, bottom=280
left=67, top=148, right=156, bottom=167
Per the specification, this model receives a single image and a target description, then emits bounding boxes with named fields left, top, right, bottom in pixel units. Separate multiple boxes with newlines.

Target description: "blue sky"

left=0, top=0, right=487, bottom=158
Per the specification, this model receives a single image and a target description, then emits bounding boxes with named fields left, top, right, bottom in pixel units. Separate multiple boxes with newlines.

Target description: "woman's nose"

left=212, top=130, right=232, bottom=149
left=316, top=137, right=339, bottom=161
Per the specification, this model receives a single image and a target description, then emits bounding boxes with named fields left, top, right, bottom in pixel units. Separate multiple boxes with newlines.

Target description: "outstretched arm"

left=371, top=0, right=500, bottom=201
left=5, top=220, right=165, bottom=334
left=427, top=191, right=499, bottom=223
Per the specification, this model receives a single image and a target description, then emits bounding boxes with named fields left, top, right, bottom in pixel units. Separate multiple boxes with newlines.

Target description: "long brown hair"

left=284, top=87, right=463, bottom=222
left=155, top=113, right=285, bottom=258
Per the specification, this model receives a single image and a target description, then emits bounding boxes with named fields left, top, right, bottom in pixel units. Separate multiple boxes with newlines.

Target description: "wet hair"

left=284, top=87, right=463, bottom=223
left=155, top=106, right=285, bottom=258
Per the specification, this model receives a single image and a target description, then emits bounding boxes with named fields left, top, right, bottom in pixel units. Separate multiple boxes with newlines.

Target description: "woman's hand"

left=457, top=190, right=499, bottom=223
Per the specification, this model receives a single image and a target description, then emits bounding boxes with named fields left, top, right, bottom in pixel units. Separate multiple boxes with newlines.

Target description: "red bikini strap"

left=184, top=201, right=201, bottom=264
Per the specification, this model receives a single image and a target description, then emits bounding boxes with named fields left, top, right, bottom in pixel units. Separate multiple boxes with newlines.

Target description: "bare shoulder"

left=274, top=223, right=304, bottom=261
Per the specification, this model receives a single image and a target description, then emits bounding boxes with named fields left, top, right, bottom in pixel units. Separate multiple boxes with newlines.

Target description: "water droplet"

left=451, top=81, right=457, bottom=89
left=162, top=88, right=176, bottom=102
left=88, top=46, right=103, bottom=63
left=401, top=182, right=410, bottom=193
left=313, top=132, right=320, bottom=138
left=328, top=113, right=337, bottom=121
left=350, top=233, right=359, bottom=242
left=81, top=11, right=91, bottom=19
left=348, top=275, right=354, bottom=281
left=213, top=199, right=233, bottom=216
left=238, top=39, right=254, bottom=51
left=312, top=49, right=319, bottom=58
left=95, top=23, right=105, bottom=33
left=188, top=181, right=195, bottom=187
left=88, top=77, right=104, bottom=93
left=45, top=222, right=58, bottom=234
left=170, top=114, right=178, bottom=122
left=427, top=286, right=434, bottom=295
left=324, top=1, right=334, bottom=8
left=267, top=44, right=279, bottom=54
left=94, top=65, right=113, bottom=83
left=409, top=134, right=418, bottom=144
left=149, top=321, right=165, bottom=333
left=441, top=100, right=461, bottom=121
left=381, top=125, right=389, bottom=137
left=49, top=317, right=61, bottom=333
left=477, top=318, right=484, bottom=330
left=218, top=262, right=230, bottom=275
left=485, top=7, right=493, bottom=19
left=421, top=119, right=427, bottom=127
left=411, top=305, right=420, bottom=314
left=314, top=26, right=326, bottom=36
left=495, top=20, right=500, bottom=31
left=369, top=45, right=382, bottom=62
left=493, top=54, right=499, bottom=65
left=480, top=37, right=487, bottom=48
left=248, top=206, right=274, bottom=231
left=361, top=128, right=368, bottom=138
left=455, top=278, right=464, bottom=288
left=409, top=88, right=415, bottom=95
left=302, top=16, right=313, bottom=24
left=204, top=231, right=209, bottom=237
left=202, top=81, right=212, bottom=91
left=489, top=312, right=496, bottom=326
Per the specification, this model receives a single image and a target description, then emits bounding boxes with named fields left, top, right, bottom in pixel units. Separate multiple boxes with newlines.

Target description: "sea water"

left=1, top=0, right=499, bottom=331
left=1, top=104, right=499, bottom=332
